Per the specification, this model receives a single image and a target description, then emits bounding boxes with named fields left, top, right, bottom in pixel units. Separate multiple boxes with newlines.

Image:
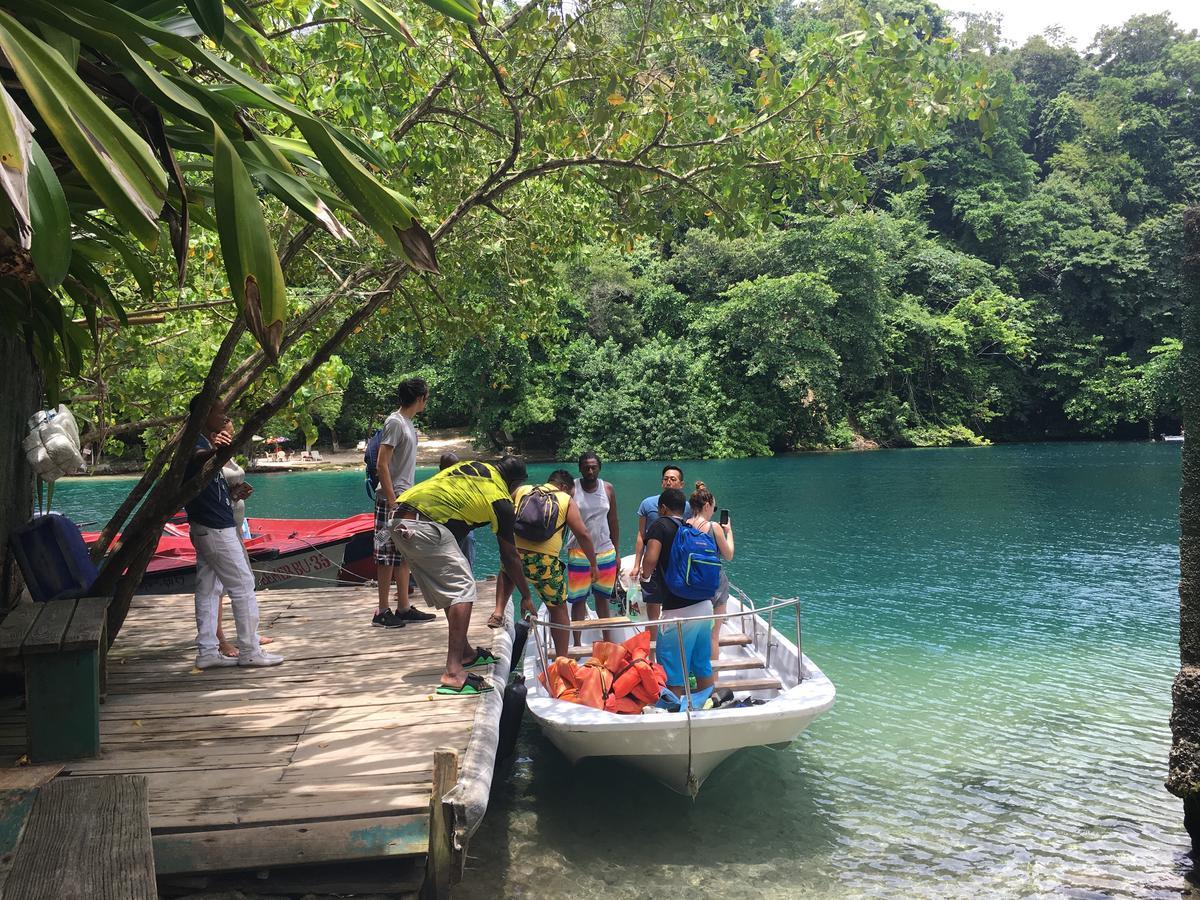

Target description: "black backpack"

left=363, top=428, right=383, bottom=498
left=513, top=486, right=565, bottom=542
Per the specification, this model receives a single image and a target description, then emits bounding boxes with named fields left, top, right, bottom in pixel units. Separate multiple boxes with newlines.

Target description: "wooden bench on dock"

left=0, top=598, right=108, bottom=761
left=0, top=771, right=156, bottom=899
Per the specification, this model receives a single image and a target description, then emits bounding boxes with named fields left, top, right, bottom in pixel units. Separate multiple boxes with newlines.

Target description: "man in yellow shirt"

left=491, top=469, right=598, bottom=658
left=391, top=456, right=532, bottom=695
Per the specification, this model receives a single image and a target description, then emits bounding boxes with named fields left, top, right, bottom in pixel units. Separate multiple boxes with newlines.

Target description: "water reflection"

left=54, top=443, right=1190, bottom=897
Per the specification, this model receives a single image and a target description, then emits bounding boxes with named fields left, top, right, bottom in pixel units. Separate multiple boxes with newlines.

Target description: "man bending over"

left=391, top=456, right=533, bottom=695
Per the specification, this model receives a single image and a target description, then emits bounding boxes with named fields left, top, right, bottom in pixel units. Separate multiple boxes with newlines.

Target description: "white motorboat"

left=522, top=583, right=836, bottom=796
left=1162, top=434, right=1185, bottom=442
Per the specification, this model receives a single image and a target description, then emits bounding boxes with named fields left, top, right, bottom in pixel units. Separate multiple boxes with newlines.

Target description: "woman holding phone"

left=687, top=482, right=735, bottom=677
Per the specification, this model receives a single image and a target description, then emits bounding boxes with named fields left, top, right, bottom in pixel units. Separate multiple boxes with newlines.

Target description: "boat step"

left=724, top=677, right=783, bottom=693
left=712, top=658, right=765, bottom=672
left=565, top=631, right=754, bottom=659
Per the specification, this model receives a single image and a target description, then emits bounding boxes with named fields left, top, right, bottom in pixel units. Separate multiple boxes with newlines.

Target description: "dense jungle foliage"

left=52, top=1, right=1197, bottom=463
left=332, top=5, right=1198, bottom=458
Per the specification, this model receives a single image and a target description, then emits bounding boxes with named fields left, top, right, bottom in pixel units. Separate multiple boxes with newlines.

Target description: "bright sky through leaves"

left=951, top=0, right=1200, bottom=46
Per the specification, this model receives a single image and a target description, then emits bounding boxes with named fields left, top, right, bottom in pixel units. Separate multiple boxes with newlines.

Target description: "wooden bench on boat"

left=0, top=771, right=156, bottom=899
left=0, top=598, right=108, bottom=761
left=562, top=629, right=783, bottom=693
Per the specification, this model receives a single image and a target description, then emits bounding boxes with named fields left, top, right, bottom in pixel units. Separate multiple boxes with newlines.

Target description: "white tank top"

left=566, top=477, right=613, bottom=553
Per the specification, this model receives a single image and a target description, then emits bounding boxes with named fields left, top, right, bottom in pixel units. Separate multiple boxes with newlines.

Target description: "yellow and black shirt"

left=398, top=461, right=516, bottom=543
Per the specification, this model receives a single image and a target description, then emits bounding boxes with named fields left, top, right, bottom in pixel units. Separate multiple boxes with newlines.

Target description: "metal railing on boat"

left=525, top=594, right=805, bottom=797
left=526, top=594, right=806, bottom=698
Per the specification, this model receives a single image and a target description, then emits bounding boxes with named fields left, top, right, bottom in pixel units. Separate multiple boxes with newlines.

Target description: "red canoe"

left=88, top=514, right=378, bottom=595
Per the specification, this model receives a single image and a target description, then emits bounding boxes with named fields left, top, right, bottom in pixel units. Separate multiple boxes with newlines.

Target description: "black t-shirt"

left=183, top=436, right=235, bottom=529
left=646, top=515, right=690, bottom=609
left=443, top=499, right=515, bottom=544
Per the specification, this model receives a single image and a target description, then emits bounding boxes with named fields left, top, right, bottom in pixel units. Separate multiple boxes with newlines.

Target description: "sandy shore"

left=246, top=428, right=484, bottom=473
left=76, top=428, right=487, bottom=477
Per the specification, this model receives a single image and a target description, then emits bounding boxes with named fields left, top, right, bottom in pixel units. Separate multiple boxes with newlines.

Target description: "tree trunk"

left=1168, top=206, right=1200, bottom=851
left=0, top=334, right=42, bottom=609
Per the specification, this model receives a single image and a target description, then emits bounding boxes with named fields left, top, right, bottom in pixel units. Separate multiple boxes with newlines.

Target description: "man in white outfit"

left=186, top=395, right=284, bottom=670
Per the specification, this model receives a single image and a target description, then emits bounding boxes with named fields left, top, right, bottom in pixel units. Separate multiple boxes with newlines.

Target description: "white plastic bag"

left=24, top=404, right=84, bottom=481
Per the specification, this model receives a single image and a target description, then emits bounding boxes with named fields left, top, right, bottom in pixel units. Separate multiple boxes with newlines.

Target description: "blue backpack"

left=663, top=517, right=722, bottom=601
left=363, top=428, right=384, bottom=498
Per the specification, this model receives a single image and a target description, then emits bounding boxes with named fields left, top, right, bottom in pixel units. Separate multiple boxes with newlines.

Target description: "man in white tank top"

left=564, top=451, right=621, bottom=637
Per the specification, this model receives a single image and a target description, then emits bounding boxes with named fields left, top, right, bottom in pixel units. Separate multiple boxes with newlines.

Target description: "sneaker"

left=372, top=609, right=405, bottom=629
left=396, top=606, right=436, bottom=623
left=239, top=650, right=285, bottom=667
left=196, top=652, right=238, bottom=670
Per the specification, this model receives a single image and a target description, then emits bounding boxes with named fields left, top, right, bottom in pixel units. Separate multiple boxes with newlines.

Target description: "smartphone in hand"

left=719, top=509, right=730, bottom=526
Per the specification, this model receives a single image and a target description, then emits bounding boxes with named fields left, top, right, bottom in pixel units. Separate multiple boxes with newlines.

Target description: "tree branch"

left=391, top=68, right=457, bottom=142
left=267, top=17, right=352, bottom=39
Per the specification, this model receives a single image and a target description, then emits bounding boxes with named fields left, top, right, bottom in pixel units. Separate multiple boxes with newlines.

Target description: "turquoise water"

left=54, top=443, right=1187, bottom=897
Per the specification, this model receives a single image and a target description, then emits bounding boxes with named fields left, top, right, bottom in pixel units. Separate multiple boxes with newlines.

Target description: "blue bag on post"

left=9, top=513, right=99, bottom=603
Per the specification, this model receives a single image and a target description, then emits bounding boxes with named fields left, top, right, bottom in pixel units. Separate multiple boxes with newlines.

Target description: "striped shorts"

left=566, top=547, right=617, bottom=604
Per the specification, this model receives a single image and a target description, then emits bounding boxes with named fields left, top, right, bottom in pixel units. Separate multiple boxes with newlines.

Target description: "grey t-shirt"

left=379, top=411, right=418, bottom=494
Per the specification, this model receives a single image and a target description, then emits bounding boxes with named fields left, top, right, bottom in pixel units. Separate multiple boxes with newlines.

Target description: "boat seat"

left=724, top=677, right=782, bottom=692
left=566, top=631, right=754, bottom=658
left=712, top=658, right=765, bottom=672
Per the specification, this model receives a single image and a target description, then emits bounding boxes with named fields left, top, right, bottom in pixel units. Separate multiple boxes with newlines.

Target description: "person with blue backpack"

left=638, top=487, right=732, bottom=709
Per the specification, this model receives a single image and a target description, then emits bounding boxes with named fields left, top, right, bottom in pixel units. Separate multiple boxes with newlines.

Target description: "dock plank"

left=153, top=814, right=429, bottom=874
left=36, top=585, right=502, bottom=878
left=4, top=775, right=156, bottom=900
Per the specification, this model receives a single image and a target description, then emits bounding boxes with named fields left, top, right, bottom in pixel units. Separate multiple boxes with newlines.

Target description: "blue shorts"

left=655, top=600, right=714, bottom=687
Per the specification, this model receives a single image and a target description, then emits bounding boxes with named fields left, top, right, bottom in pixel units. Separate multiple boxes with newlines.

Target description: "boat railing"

left=527, top=595, right=805, bottom=700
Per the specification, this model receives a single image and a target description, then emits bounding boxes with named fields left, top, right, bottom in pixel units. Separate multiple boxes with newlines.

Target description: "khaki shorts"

left=390, top=519, right=476, bottom=610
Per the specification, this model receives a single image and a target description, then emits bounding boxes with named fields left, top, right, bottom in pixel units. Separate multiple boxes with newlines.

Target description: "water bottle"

left=626, top=582, right=642, bottom=620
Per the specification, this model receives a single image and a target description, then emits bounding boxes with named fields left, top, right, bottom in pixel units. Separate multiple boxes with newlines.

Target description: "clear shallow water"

left=55, top=443, right=1188, bottom=897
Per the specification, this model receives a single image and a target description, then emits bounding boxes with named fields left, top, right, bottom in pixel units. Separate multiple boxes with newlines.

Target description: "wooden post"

left=1170, top=206, right=1200, bottom=847
left=423, top=746, right=459, bottom=900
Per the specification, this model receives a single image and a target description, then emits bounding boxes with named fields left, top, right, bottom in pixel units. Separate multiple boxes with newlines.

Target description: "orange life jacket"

left=538, top=630, right=667, bottom=714
left=604, top=630, right=666, bottom=713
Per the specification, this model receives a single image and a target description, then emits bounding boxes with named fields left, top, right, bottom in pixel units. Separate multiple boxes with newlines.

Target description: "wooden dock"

left=0, top=585, right=512, bottom=894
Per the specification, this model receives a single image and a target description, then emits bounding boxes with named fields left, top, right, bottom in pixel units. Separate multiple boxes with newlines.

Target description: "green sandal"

left=464, top=646, right=497, bottom=668
left=434, top=673, right=494, bottom=697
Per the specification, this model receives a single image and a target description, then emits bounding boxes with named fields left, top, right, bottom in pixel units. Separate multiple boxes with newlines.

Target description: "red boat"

left=88, top=515, right=377, bottom=595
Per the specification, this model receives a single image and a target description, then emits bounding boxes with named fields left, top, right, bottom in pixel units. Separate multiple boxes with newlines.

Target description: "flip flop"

left=486, top=612, right=505, bottom=629
left=464, top=646, right=498, bottom=668
left=434, top=673, right=494, bottom=697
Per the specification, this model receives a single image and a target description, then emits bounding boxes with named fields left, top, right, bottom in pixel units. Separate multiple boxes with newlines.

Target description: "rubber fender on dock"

left=511, top=615, right=530, bottom=664
left=497, top=674, right=527, bottom=763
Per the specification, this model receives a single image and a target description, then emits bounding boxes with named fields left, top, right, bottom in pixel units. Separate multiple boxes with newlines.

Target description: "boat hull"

left=528, top=676, right=833, bottom=794
left=88, top=514, right=378, bottom=594
left=523, top=594, right=836, bottom=796
left=137, top=534, right=370, bottom=594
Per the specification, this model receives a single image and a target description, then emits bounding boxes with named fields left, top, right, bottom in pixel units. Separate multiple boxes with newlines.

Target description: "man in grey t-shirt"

left=372, top=377, right=436, bottom=628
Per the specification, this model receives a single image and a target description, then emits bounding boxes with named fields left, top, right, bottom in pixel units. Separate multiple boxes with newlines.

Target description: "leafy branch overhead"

left=0, top=0, right=459, bottom=380
left=0, top=0, right=995, bottom=644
